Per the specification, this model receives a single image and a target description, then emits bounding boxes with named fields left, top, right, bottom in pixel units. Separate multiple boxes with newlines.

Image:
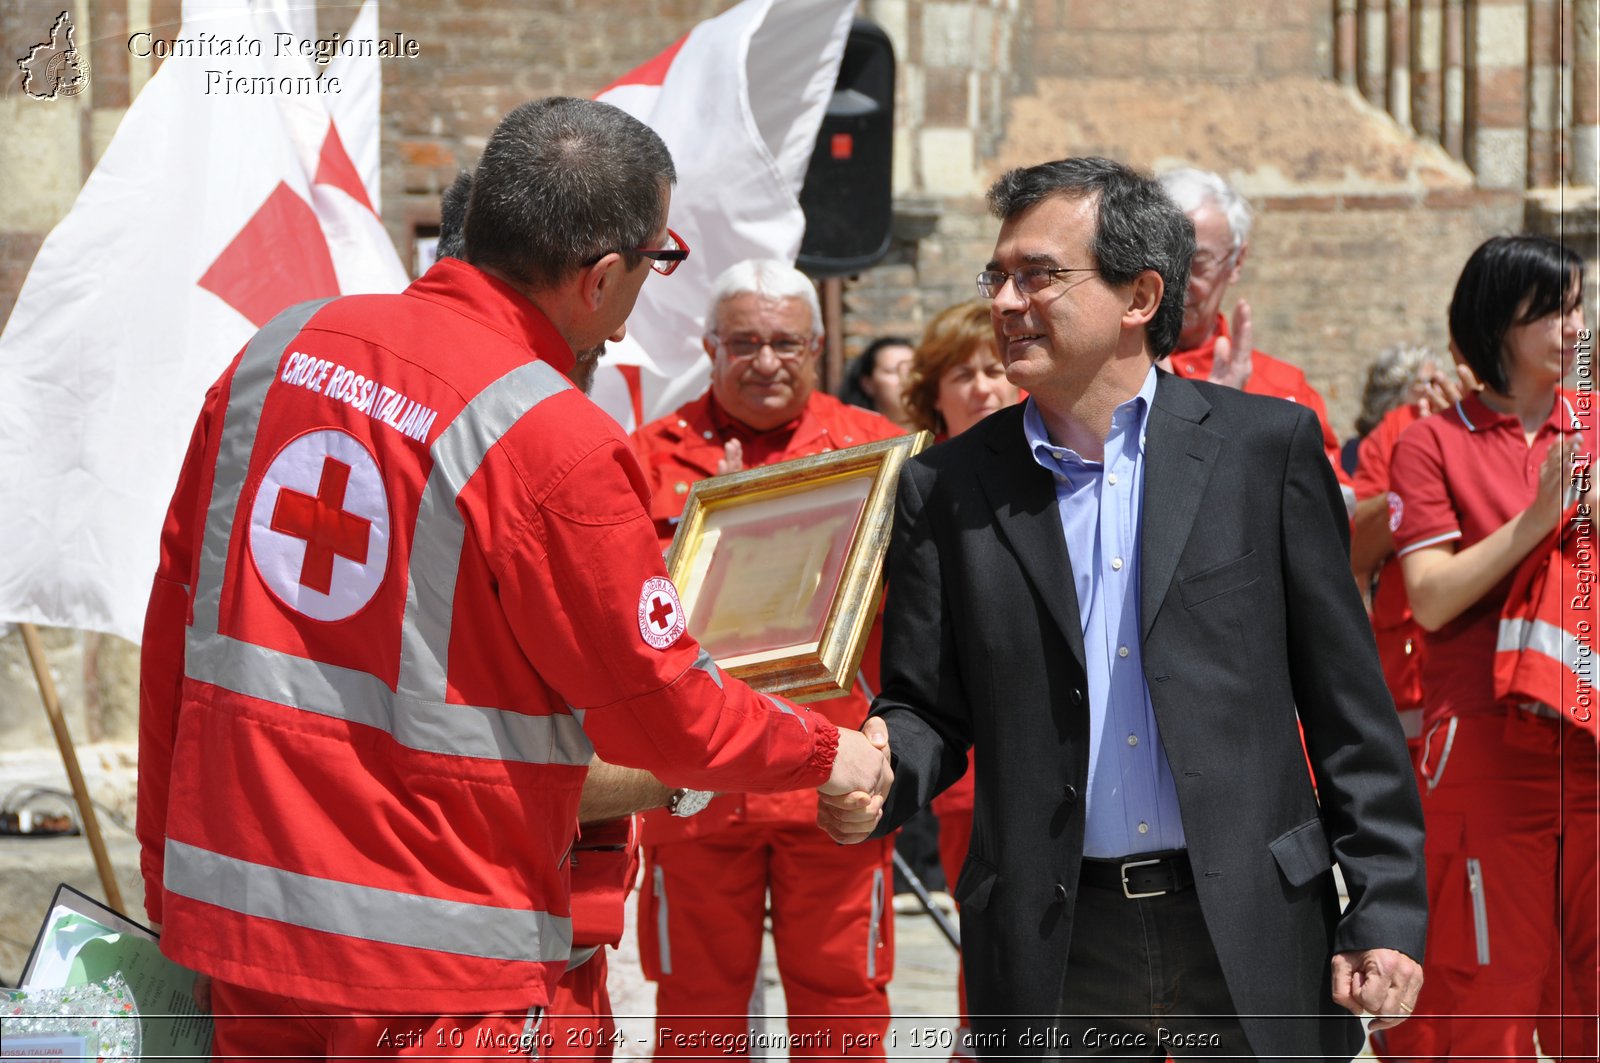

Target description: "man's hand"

left=1330, top=948, right=1422, bottom=1030
left=817, top=718, right=892, bottom=844
left=1207, top=299, right=1254, bottom=390
left=715, top=439, right=744, bottom=476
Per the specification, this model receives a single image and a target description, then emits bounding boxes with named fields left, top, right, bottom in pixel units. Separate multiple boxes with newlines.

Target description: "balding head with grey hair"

left=464, top=96, right=675, bottom=291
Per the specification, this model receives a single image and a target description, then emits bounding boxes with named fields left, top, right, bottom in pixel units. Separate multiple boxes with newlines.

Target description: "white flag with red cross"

left=0, top=0, right=405, bottom=642
left=587, top=0, right=855, bottom=432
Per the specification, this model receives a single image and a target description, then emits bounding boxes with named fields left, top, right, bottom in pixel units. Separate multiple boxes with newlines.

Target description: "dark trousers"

left=1055, top=874, right=1254, bottom=1060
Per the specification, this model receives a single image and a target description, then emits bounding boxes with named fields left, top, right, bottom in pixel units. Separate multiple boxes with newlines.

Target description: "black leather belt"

left=1079, top=851, right=1194, bottom=899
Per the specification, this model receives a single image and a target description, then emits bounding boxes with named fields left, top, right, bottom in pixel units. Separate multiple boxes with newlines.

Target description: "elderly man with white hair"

left=1157, top=167, right=1344, bottom=468
left=630, top=259, right=902, bottom=1058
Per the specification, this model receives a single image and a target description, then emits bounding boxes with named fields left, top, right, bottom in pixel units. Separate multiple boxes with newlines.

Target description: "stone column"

left=1465, top=0, right=1528, bottom=188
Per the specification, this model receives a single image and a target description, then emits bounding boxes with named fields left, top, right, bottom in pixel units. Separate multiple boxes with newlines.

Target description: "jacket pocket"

left=953, top=850, right=998, bottom=912
left=1268, top=816, right=1333, bottom=888
left=1178, top=551, right=1261, bottom=609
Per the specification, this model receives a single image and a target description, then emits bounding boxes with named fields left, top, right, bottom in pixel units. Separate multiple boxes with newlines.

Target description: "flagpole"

left=820, top=276, right=845, bottom=394
left=18, top=623, right=125, bottom=913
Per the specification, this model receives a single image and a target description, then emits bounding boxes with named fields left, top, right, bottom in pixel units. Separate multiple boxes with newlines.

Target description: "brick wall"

left=847, top=0, right=1529, bottom=437
left=1027, top=0, right=1332, bottom=83
left=381, top=0, right=735, bottom=263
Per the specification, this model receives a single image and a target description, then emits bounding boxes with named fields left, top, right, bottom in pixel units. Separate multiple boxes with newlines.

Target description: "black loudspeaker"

left=797, top=19, right=895, bottom=277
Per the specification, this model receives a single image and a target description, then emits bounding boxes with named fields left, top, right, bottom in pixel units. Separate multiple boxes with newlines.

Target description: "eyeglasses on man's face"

left=634, top=228, right=690, bottom=276
left=715, top=334, right=813, bottom=361
left=976, top=264, right=1097, bottom=300
left=1188, top=247, right=1237, bottom=281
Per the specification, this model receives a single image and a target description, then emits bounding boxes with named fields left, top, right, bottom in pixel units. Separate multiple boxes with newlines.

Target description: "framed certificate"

left=666, top=432, right=931, bottom=702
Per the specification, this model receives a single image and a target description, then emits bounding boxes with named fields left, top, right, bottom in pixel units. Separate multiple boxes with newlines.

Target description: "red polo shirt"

left=1389, top=391, right=1585, bottom=723
left=1167, top=313, right=1342, bottom=466
left=1354, top=403, right=1425, bottom=717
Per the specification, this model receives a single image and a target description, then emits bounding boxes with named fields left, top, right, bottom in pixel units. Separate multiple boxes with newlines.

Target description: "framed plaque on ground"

left=666, top=432, right=930, bottom=702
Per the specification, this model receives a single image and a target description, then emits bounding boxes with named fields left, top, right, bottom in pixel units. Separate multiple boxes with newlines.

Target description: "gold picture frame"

left=665, top=432, right=931, bottom=702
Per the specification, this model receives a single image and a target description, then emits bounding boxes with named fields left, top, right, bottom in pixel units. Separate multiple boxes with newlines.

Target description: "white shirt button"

left=1107, top=472, right=1118, bottom=485
left=1138, top=821, right=1150, bottom=834
left=1111, top=557, right=1123, bottom=571
left=1118, top=646, right=1130, bottom=658
left=1127, top=733, right=1139, bottom=747
left=702, top=430, right=715, bottom=440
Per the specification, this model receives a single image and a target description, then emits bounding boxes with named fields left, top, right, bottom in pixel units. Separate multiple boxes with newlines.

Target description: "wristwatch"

left=667, top=788, right=714, bottom=818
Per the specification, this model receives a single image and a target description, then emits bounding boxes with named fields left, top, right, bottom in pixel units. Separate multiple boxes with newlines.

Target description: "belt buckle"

left=1120, top=856, right=1166, bottom=899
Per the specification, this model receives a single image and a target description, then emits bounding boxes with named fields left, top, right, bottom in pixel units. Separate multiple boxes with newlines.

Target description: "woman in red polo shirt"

left=1381, top=234, right=1594, bottom=1061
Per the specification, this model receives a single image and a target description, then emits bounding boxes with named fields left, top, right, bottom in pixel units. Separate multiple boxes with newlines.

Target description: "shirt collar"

left=1456, top=390, right=1574, bottom=435
left=1023, top=364, right=1157, bottom=473
left=707, top=393, right=809, bottom=447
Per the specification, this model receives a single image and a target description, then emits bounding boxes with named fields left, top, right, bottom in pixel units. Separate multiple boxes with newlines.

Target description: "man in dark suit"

left=820, top=158, right=1426, bottom=1060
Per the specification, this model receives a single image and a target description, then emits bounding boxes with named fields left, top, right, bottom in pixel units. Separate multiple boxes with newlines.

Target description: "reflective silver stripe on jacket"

left=185, top=630, right=593, bottom=766
left=192, top=300, right=332, bottom=636
left=184, top=301, right=591, bottom=767
left=165, top=839, right=572, bottom=963
left=398, top=359, right=570, bottom=703
left=1497, top=616, right=1584, bottom=670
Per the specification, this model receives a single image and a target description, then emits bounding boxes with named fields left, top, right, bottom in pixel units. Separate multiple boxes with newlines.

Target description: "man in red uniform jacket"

left=632, top=259, right=901, bottom=1058
left=136, top=99, right=892, bottom=1060
left=1155, top=167, right=1346, bottom=482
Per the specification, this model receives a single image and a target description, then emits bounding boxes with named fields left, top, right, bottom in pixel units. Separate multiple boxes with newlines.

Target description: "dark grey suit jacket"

left=871, top=372, right=1426, bottom=1061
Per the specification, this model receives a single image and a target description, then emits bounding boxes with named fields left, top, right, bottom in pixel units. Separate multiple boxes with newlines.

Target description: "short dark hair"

left=987, top=157, right=1193, bottom=359
left=1449, top=234, right=1584, bottom=397
left=435, top=170, right=473, bottom=260
left=464, top=97, right=676, bottom=290
left=840, top=336, right=914, bottom=410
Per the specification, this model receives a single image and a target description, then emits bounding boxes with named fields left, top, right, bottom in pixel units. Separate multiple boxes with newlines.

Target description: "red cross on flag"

left=0, top=0, right=406, bottom=641
left=586, top=0, right=857, bottom=432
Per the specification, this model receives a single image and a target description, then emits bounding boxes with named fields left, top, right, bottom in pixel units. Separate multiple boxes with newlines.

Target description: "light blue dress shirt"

left=1022, top=366, right=1186, bottom=858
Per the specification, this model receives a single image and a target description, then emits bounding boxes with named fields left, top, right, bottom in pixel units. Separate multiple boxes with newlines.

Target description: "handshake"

left=815, top=717, right=893, bottom=845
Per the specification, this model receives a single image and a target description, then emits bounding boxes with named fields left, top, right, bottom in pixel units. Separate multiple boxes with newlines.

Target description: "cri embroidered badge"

left=638, top=576, right=687, bottom=650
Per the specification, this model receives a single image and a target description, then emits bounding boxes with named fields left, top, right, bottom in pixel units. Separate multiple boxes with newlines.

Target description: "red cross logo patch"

left=638, top=576, right=686, bottom=650
left=249, top=429, right=390, bottom=622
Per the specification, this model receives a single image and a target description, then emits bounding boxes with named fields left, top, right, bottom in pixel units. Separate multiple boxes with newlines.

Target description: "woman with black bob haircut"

left=1449, top=235, right=1586, bottom=396
left=1379, top=233, right=1594, bottom=1062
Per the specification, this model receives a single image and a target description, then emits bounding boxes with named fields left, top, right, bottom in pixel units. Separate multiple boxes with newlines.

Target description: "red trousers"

left=545, top=950, right=617, bottom=1061
left=639, top=820, right=893, bottom=1059
left=209, top=979, right=540, bottom=1060
left=1375, top=713, right=1598, bottom=1062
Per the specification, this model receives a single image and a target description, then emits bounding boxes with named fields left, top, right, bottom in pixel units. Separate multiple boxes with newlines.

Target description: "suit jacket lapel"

left=1141, top=373, right=1221, bottom=639
left=976, top=408, right=1086, bottom=670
